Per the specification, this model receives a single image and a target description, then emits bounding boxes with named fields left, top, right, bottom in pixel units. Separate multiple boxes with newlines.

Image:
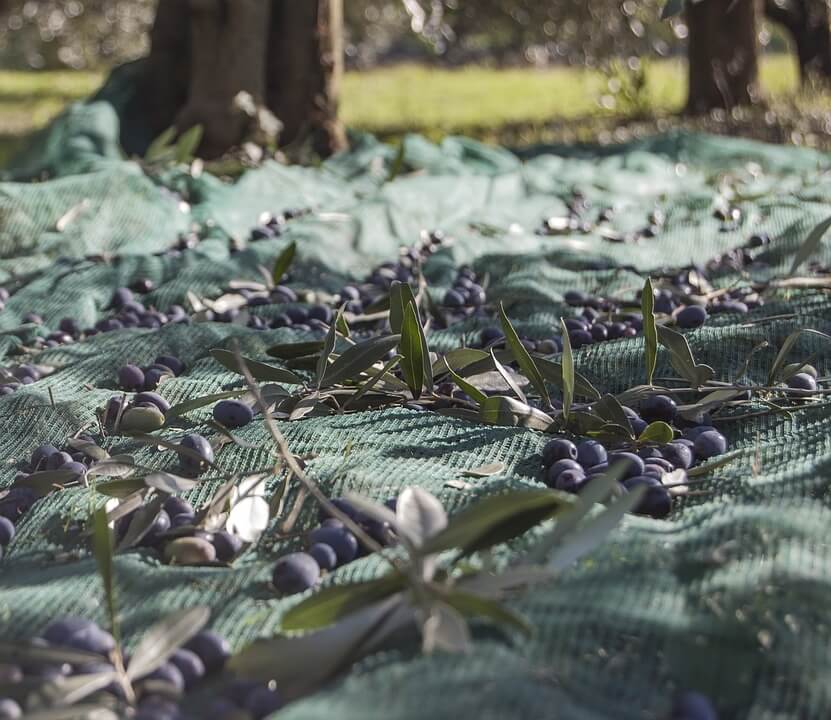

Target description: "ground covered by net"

left=1, top=98, right=831, bottom=720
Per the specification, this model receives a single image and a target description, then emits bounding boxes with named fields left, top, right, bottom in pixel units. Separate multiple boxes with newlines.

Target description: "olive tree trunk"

left=765, top=0, right=831, bottom=82
left=686, top=0, right=761, bottom=113
left=134, top=0, right=346, bottom=159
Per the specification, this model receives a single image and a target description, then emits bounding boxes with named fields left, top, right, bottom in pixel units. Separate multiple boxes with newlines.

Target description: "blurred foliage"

left=0, top=0, right=155, bottom=69
left=0, top=0, right=793, bottom=72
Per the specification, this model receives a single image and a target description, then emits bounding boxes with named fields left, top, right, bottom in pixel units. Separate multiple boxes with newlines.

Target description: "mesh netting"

left=1, top=98, right=831, bottom=720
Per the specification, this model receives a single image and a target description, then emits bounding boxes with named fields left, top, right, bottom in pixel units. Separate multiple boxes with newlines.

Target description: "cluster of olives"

left=22, top=438, right=101, bottom=480
left=537, top=190, right=666, bottom=243
left=271, top=496, right=396, bottom=595
left=117, top=494, right=243, bottom=567
left=541, top=395, right=728, bottom=519
left=118, top=355, right=186, bottom=393
left=0, top=363, right=48, bottom=396
left=0, top=617, right=282, bottom=720
left=0, top=487, right=37, bottom=560
left=102, top=390, right=171, bottom=433
left=247, top=207, right=312, bottom=241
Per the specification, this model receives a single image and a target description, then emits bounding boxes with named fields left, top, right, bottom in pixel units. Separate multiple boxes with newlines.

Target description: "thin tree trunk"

left=765, top=0, right=831, bottom=81
left=686, top=0, right=761, bottom=113
left=266, top=0, right=347, bottom=156
left=137, top=0, right=345, bottom=158
left=175, top=0, right=271, bottom=158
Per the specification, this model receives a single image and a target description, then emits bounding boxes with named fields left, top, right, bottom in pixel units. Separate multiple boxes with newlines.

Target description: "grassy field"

left=0, top=54, right=818, bottom=164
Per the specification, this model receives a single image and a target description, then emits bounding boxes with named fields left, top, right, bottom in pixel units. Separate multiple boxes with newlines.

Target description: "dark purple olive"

left=43, top=617, right=115, bottom=655
left=46, top=451, right=73, bottom=470
left=544, top=459, right=581, bottom=487
left=211, top=530, right=243, bottom=562
left=671, top=691, right=717, bottom=720
left=0, top=487, right=37, bottom=521
left=564, top=290, right=588, bottom=306
left=569, top=329, right=593, bottom=348
left=155, top=355, right=185, bottom=376
left=134, top=391, right=170, bottom=413
left=118, top=365, right=145, bottom=392
left=623, top=476, right=672, bottom=518
left=179, top=434, right=214, bottom=475
left=693, top=430, right=727, bottom=460
left=163, top=496, right=195, bottom=520
left=662, top=442, right=693, bottom=470
left=169, top=648, right=205, bottom=689
left=109, top=287, right=133, bottom=309
left=787, top=372, right=817, bottom=391
left=443, top=289, right=465, bottom=308
left=131, top=278, right=155, bottom=294
left=606, top=452, right=645, bottom=478
left=309, top=542, right=338, bottom=571
left=143, top=367, right=170, bottom=391
left=184, top=630, right=230, bottom=674
left=640, top=394, right=677, bottom=423
left=272, top=552, right=320, bottom=595
left=479, top=327, right=504, bottom=347
left=553, top=468, right=586, bottom=493
left=677, top=305, right=708, bottom=329
left=307, top=526, right=359, bottom=565
left=31, top=444, right=60, bottom=470
left=140, top=662, right=185, bottom=693
left=542, top=438, right=578, bottom=466
left=213, top=400, right=254, bottom=428
left=0, top=517, right=14, bottom=547
left=576, top=440, right=607, bottom=468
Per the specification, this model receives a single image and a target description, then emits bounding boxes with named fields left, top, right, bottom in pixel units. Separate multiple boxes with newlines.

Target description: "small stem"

left=231, top=343, right=396, bottom=565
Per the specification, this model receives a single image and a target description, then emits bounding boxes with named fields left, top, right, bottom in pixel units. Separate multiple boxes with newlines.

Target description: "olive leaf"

left=656, top=325, right=714, bottom=387
left=789, top=213, right=831, bottom=276
left=126, top=607, right=210, bottom=681
left=677, top=389, right=743, bottom=423
left=559, top=318, right=574, bottom=422
left=479, top=396, right=554, bottom=431
left=145, top=471, right=201, bottom=494
left=87, top=456, right=136, bottom=479
left=767, top=328, right=831, bottom=385
left=534, top=356, right=601, bottom=401
left=116, top=494, right=166, bottom=551
left=29, top=672, right=119, bottom=710
left=490, top=349, right=527, bottom=403
left=441, top=359, right=488, bottom=406
left=316, top=308, right=340, bottom=390
left=422, top=602, right=471, bottom=654
left=591, top=394, right=633, bottom=435
left=227, top=473, right=270, bottom=543
left=546, top=481, right=647, bottom=573
left=397, top=486, right=448, bottom=560
left=13, top=469, right=80, bottom=496
left=94, top=477, right=148, bottom=499
left=281, top=574, right=407, bottom=632
left=65, top=438, right=109, bottom=461
left=388, top=280, right=412, bottom=335
left=26, top=706, right=119, bottom=720
left=0, top=642, right=105, bottom=668
left=420, top=489, right=568, bottom=557
left=342, top=354, right=402, bottom=411
left=272, top=240, right=296, bottom=286
left=267, top=341, right=325, bottom=360
left=129, top=434, right=216, bottom=468
left=228, top=594, right=412, bottom=700
left=211, top=349, right=304, bottom=385
left=637, top=421, right=674, bottom=445
left=498, top=303, right=550, bottom=407
left=433, top=348, right=489, bottom=376
left=91, top=506, right=119, bottom=642
left=165, top=390, right=247, bottom=421
left=440, top=589, right=531, bottom=636
left=642, top=277, right=658, bottom=386
left=400, top=303, right=425, bottom=400
left=174, top=124, right=204, bottom=164
left=321, top=334, right=401, bottom=387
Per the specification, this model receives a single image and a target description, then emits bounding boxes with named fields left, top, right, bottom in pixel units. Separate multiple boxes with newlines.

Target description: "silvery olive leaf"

left=422, top=602, right=471, bottom=655
left=126, top=606, right=210, bottom=681
left=227, top=473, right=270, bottom=543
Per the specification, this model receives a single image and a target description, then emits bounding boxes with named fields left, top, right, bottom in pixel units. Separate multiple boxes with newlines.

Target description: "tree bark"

left=135, top=0, right=346, bottom=159
left=267, top=0, right=347, bottom=156
left=765, top=0, right=831, bottom=81
left=686, top=0, right=761, bottom=114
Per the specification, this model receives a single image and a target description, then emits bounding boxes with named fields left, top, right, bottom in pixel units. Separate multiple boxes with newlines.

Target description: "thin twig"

left=231, top=342, right=394, bottom=563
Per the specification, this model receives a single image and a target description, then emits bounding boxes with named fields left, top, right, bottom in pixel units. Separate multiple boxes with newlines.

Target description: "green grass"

left=0, top=54, right=817, bottom=164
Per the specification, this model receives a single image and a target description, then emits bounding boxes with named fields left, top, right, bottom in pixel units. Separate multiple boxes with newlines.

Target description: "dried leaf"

left=461, top=462, right=506, bottom=478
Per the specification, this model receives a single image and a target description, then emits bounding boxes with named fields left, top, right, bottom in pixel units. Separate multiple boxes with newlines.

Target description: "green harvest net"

left=2, top=90, right=831, bottom=720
